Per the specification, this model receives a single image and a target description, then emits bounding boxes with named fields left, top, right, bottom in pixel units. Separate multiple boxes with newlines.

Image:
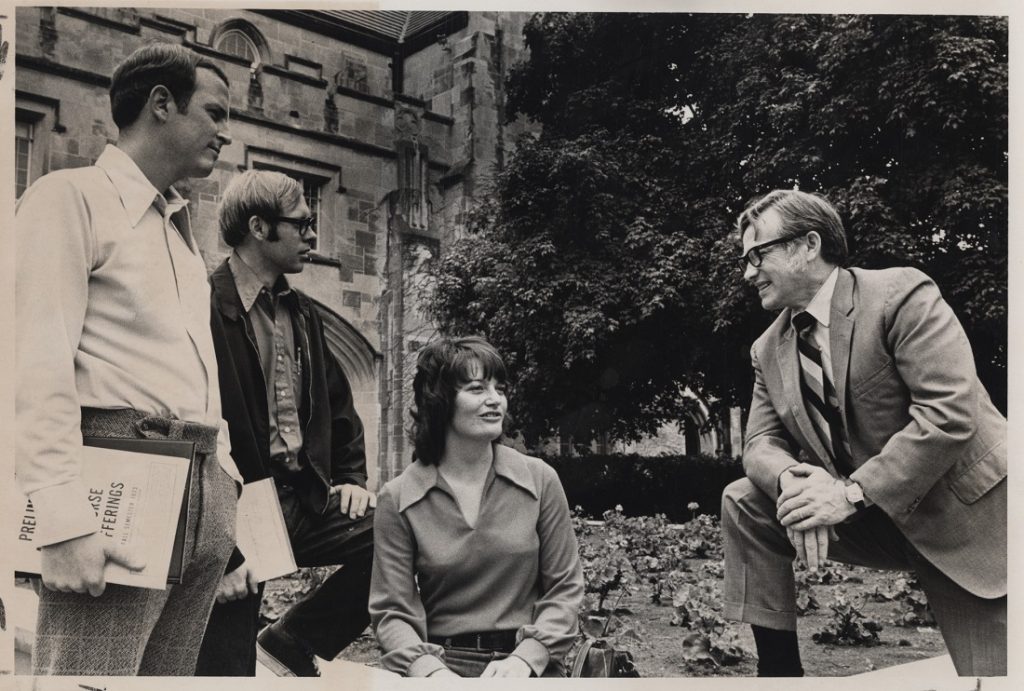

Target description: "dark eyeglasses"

left=738, top=231, right=810, bottom=268
left=273, top=216, right=317, bottom=234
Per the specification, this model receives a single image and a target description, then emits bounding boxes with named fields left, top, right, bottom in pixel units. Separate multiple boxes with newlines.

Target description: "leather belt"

left=428, top=630, right=518, bottom=652
left=81, top=407, right=219, bottom=454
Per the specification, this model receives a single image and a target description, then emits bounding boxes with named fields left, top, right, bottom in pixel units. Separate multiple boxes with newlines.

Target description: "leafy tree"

left=428, top=13, right=1007, bottom=447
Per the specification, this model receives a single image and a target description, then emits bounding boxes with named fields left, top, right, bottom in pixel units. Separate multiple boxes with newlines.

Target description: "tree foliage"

left=427, top=13, right=1007, bottom=446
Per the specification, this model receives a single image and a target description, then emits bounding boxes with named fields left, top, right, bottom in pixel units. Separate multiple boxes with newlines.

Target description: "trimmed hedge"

left=542, top=453, right=745, bottom=522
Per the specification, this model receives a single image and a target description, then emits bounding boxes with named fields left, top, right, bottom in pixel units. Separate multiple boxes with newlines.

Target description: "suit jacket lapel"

left=776, top=321, right=834, bottom=472
left=830, top=269, right=856, bottom=435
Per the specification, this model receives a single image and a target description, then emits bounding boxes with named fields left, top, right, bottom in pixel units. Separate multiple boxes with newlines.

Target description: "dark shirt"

left=209, top=259, right=367, bottom=518
left=228, top=253, right=304, bottom=475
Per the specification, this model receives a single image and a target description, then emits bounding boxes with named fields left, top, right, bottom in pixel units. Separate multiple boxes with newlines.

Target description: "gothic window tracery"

left=212, top=20, right=268, bottom=69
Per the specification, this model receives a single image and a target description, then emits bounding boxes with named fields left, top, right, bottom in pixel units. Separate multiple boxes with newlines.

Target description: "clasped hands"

left=776, top=463, right=856, bottom=571
left=428, top=655, right=532, bottom=678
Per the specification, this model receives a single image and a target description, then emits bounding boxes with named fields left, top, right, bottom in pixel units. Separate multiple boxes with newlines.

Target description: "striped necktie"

left=792, top=311, right=853, bottom=475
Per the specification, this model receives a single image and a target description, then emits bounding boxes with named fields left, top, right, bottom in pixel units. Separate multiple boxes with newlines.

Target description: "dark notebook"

left=82, top=437, right=195, bottom=584
left=15, top=437, right=195, bottom=587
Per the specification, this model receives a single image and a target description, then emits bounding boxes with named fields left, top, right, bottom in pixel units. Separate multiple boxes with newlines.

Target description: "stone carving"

left=247, top=71, right=263, bottom=112
left=395, top=107, right=421, bottom=138
left=334, top=55, right=368, bottom=94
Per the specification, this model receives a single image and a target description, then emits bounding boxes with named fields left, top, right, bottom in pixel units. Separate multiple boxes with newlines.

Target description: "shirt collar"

left=492, top=444, right=539, bottom=498
left=795, top=267, right=839, bottom=330
left=94, top=144, right=188, bottom=227
left=397, top=443, right=538, bottom=512
left=228, top=252, right=292, bottom=313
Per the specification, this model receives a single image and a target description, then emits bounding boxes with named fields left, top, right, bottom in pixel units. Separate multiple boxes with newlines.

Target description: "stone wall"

left=374, top=13, right=541, bottom=480
left=13, top=7, right=462, bottom=486
left=14, top=7, right=546, bottom=484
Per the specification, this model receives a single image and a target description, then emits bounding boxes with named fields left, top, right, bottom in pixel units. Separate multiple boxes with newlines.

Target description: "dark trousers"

left=196, top=486, right=374, bottom=675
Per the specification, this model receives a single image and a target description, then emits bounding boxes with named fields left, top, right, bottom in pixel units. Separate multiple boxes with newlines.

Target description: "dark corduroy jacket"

left=210, top=259, right=367, bottom=526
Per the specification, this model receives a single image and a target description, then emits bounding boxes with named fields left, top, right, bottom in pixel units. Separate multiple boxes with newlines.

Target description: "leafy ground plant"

left=870, top=576, right=936, bottom=627
left=571, top=505, right=746, bottom=670
left=289, top=520, right=945, bottom=675
left=670, top=575, right=747, bottom=667
left=602, top=507, right=687, bottom=573
left=796, top=560, right=854, bottom=586
left=573, top=505, right=637, bottom=613
left=676, top=513, right=724, bottom=560
left=812, top=590, right=884, bottom=646
left=796, top=578, right=821, bottom=615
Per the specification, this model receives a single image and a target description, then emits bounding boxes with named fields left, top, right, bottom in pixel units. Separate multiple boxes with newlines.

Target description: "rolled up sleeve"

left=369, top=486, right=447, bottom=676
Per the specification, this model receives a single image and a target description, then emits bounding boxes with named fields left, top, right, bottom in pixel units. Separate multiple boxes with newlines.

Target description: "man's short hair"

left=110, top=43, right=229, bottom=129
left=736, top=189, right=849, bottom=266
left=219, top=169, right=305, bottom=247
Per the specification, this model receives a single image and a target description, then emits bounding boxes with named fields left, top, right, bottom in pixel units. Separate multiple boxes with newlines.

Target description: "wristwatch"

left=842, top=479, right=867, bottom=511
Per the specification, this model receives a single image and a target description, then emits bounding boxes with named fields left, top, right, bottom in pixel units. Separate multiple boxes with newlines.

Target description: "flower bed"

left=266, top=506, right=947, bottom=676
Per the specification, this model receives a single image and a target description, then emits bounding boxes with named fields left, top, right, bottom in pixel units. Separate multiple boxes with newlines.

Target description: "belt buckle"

left=475, top=633, right=485, bottom=650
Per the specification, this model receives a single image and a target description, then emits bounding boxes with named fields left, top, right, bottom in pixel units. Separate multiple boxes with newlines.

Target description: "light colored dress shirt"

left=369, top=444, right=584, bottom=677
left=16, top=144, right=240, bottom=548
left=227, top=252, right=304, bottom=472
left=793, top=266, right=840, bottom=373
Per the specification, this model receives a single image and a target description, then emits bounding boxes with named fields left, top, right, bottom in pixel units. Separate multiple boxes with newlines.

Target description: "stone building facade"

left=14, top=7, right=534, bottom=486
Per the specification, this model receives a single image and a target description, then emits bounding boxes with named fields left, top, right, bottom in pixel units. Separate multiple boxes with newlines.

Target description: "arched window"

left=212, top=20, right=268, bottom=68
left=217, top=29, right=259, bottom=64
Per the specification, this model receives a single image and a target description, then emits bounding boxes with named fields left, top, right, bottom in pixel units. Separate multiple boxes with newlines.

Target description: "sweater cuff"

left=407, top=653, right=448, bottom=677
left=28, top=480, right=101, bottom=547
left=334, top=473, right=368, bottom=489
left=512, top=637, right=550, bottom=677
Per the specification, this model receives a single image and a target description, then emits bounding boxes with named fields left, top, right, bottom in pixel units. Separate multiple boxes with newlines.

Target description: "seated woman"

left=369, top=336, right=584, bottom=677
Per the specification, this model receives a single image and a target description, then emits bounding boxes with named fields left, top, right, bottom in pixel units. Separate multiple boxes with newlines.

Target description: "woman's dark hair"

left=410, top=336, right=507, bottom=466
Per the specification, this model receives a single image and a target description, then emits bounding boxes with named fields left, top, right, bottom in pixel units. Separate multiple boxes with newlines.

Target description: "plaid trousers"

left=32, top=409, right=238, bottom=676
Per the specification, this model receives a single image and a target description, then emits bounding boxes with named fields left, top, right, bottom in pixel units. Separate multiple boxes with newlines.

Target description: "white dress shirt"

left=16, top=144, right=240, bottom=547
left=793, top=266, right=840, bottom=376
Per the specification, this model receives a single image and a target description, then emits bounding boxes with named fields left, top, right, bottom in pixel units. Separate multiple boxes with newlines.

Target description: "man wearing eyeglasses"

left=720, top=189, right=1005, bottom=676
left=196, top=169, right=375, bottom=676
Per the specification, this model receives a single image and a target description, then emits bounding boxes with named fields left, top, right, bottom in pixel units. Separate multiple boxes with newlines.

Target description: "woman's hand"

left=480, top=655, right=532, bottom=677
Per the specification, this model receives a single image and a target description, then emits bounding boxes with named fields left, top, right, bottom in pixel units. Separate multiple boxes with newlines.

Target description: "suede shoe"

left=257, top=624, right=321, bottom=677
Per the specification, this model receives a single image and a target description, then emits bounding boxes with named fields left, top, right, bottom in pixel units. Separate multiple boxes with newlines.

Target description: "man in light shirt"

left=15, top=43, right=241, bottom=675
left=720, top=189, right=1006, bottom=676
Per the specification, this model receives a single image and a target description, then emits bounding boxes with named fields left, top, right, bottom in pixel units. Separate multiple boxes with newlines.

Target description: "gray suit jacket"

left=744, top=267, right=1006, bottom=598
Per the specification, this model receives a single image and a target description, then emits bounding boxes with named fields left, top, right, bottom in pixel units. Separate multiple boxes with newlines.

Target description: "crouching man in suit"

left=195, top=169, right=375, bottom=676
left=721, top=190, right=1005, bottom=676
